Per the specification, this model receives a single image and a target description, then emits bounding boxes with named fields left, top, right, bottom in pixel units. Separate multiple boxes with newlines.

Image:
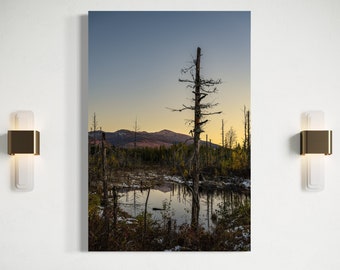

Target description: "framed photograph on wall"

left=88, top=11, right=250, bottom=251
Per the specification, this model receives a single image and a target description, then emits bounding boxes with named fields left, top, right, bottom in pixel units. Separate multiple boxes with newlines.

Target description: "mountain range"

left=89, top=129, right=191, bottom=148
left=89, top=129, right=218, bottom=148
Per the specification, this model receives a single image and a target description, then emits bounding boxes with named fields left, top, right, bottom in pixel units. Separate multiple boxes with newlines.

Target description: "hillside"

left=89, top=129, right=195, bottom=148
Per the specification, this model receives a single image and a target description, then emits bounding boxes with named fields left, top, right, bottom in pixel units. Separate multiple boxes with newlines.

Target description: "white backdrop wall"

left=1, top=0, right=340, bottom=269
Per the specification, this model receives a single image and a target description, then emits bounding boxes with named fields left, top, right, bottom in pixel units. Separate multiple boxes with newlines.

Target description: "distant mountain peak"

left=89, top=129, right=191, bottom=148
left=158, top=129, right=172, bottom=133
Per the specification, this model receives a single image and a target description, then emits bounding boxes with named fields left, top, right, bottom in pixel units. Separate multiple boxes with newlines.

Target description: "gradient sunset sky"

left=89, top=11, right=250, bottom=145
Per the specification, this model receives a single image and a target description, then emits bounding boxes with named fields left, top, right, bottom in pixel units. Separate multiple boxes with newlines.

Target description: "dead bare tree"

left=170, top=47, right=222, bottom=230
left=243, top=106, right=250, bottom=151
left=133, top=117, right=140, bottom=149
left=221, top=119, right=225, bottom=147
left=226, top=127, right=237, bottom=149
left=92, top=112, right=98, bottom=142
left=243, top=106, right=251, bottom=169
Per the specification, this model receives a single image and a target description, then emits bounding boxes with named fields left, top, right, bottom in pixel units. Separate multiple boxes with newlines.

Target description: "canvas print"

left=88, top=11, right=250, bottom=251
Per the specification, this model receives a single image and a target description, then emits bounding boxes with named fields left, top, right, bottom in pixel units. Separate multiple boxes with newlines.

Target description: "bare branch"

left=166, top=106, right=183, bottom=112
left=198, top=93, right=208, bottom=102
left=180, top=63, right=195, bottom=74
left=199, top=119, right=208, bottom=126
left=201, top=111, right=222, bottom=116
left=179, top=79, right=195, bottom=84
left=200, top=102, right=219, bottom=109
left=166, top=104, right=194, bottom=112
left=182, top=104, right=195, bottom=110
left=201, top=78, right=222, bottom=86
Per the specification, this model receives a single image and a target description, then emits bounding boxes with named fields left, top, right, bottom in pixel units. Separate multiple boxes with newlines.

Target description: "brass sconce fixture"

left=8, top=111, right=40, bottom=191
left=300, top=112, right=332, bottom=191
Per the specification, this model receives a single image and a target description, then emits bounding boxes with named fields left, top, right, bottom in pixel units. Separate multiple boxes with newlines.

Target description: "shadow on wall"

left=79, top=14, right=88, bottom=253
left=289, top=133, right=300, bottom=155
left=0, top=133, right=7, bottom=155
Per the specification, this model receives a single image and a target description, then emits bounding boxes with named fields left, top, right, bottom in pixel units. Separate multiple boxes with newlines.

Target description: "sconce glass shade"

left=8, top=111, right=39, bottom=191
left=301, top=111, right=332, bottom=191
left=14, top=155, right=34, bottom=190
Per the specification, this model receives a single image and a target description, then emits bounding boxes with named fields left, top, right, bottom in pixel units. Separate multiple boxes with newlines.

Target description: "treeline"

left=89, top=138, right=250, bottom=180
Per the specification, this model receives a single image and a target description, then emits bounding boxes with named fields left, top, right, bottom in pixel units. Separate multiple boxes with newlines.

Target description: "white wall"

left=1, top=0, right=340, bottom=269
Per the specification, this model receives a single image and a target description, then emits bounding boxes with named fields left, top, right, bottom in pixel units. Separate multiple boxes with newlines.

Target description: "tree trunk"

left=191, top=47, right=201, bottom=230
left=143, top=188, right=151, bottom=248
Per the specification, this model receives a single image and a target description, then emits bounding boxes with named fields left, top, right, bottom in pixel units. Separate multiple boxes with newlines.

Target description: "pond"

left=117, top=181, right=249, bottom=230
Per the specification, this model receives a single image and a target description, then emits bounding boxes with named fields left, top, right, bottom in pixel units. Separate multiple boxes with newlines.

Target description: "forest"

left=88, top=47, right=251, bottom=251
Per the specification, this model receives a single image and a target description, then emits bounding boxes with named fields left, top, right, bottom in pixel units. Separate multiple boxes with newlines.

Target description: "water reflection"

left=117, top=182, right=249, bottom=230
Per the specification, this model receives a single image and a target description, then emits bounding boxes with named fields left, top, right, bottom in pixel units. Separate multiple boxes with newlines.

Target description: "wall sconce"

left=301, top=111, right=332, bottom=191
left=8, top=111, right=40, bottom=191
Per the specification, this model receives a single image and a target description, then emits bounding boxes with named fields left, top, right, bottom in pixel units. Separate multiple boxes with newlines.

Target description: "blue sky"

left=89, top=11, right=250, bottom=145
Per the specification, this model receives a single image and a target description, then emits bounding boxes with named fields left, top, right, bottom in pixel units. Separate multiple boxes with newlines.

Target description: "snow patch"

left=241, top=179, right=251, bottom=189
left=164, top=175, right=185, bottom=184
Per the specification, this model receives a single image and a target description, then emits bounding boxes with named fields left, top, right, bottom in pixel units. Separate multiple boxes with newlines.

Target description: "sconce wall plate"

left=301, top=111, right=332, bottom=191
left=8, top=111, right=40, bottom=191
